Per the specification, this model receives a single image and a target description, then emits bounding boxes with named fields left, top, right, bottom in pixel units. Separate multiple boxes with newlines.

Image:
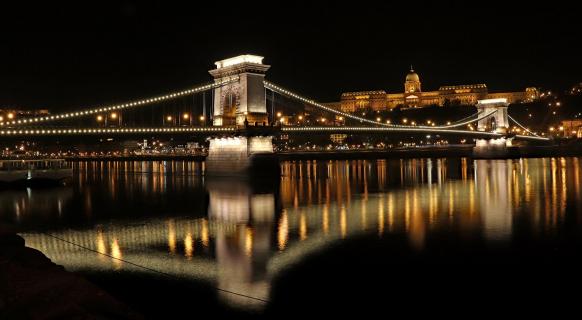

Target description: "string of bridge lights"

left=0, top=77, right=240, bottom=128
left=264, top=81, right=495, bottom=130
left=281, top=126, right=549, bottom=141
left=0, top=126, right=237, bottom=136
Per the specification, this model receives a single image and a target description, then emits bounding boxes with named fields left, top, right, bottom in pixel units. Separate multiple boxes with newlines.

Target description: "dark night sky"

left=0, top=1, right=580, bottom=111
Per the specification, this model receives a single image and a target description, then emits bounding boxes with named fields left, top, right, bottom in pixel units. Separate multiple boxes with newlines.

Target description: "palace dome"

left=406, top=68, right=420, bottom=82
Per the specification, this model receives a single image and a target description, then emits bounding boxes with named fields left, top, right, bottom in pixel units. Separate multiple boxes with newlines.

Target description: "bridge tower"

left=205, top=55, right=279, bottom=176
left=209, top=55, right=270, bottom=126
left=476, top=98, right=509, bottom=134
left=474, top=98, right=515, bottom=158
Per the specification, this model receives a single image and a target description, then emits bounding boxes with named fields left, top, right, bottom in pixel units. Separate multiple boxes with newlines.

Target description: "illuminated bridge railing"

left=0, top=126, right=237, bottom=136
left=282, top=126, right=550, bottom=141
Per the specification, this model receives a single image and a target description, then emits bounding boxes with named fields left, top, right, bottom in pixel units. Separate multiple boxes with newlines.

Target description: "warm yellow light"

left=277, top=112, right=282, bottom=117
left=199, top=115, right=205, bottom=121
left=549, top=127, right=555, bottom=132
left=376, top=117, right=381, bottom=122
left=7, top=113, right=14, bottom=119
left=110, top=113, right=118, bottom=119
left=166, top=116, right=173, bottom=121
left=386, top=120, right=391, bottom=124
left=402, top=118, right=408, bottom=123
left=411, top=121, right=416, bottom=125
left=96, top=115, right=103, bottom=121
left=0, top=116, right=3, bottom=121
left=338, top=116, right=343, bottom=121
left=559, top=126, right=564, bottom=131
left=298, top=115, right=303, bottom=120
left=183, top=113, right=189, bottom=119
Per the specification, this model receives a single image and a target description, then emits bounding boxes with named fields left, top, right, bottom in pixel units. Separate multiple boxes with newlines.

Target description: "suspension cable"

left=508, top=114, right=541, bottom=137
left=2, top=77, right=239, bottom=128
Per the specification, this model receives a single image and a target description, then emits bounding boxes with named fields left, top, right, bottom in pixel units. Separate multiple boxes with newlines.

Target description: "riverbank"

left=280, top=144, right=582, bottom=161
left=8, top=143, right=582, bottom=163
left=0, top=224, right=142, bottom=319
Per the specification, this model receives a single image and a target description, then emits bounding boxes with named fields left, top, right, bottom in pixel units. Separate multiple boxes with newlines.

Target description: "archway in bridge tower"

left=221, top=91, right=239, bottom=125
left=488, top=117, right=497, bottom=131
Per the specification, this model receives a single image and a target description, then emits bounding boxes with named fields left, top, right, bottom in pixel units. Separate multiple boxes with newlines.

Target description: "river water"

left=2, top=158, right=582, bottom=317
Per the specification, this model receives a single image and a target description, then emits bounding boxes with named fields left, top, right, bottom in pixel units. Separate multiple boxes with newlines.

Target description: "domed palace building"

left=331, top=67, right=540, bottom=113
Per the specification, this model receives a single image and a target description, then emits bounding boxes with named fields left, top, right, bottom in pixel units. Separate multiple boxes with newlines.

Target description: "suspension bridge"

left=0, top=55, right=548, bottom=173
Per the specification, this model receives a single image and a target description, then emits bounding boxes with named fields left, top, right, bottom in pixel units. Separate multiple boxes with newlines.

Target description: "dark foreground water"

left=2, top=158, right=582, bottom=317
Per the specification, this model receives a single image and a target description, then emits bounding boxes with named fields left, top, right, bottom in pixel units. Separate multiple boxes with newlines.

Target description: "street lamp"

left=182, top=113, right=191, bottom=126
left=96, top=115, right=106, bottom=127
left=7, top=113, right=14, bottom=120
left=110, top=112, right=121, bottom=126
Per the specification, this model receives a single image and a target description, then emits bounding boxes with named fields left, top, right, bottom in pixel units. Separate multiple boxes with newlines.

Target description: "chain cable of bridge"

left=263, top=81, right=497, bottom=130
left=508, top=114, right=544, bottom=138
left=0, top=77, right=240, bottom=128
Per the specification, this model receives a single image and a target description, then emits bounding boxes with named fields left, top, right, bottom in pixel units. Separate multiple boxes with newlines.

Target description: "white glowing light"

left=478, top=98, right=508, bottom=104
left=215, top=55, right=264, bottom=69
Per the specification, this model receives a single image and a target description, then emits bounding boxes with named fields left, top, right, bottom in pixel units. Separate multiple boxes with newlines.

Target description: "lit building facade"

left=334, top=68, right=540, bottom=112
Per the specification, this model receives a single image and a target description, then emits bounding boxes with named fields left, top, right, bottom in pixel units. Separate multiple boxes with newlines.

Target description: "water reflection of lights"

left=13, top=158, right=582, bottom=311
left=278, top=211, right=289, bottom=251
left=111, top=238, right=123, bottom=270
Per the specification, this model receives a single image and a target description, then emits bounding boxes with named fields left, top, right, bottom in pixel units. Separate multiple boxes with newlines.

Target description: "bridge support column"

left=473, top=137, right=517, bottom=158
left=206, top=55, right=279, bottom=177
left=473, top=98, right=517, bottom=158
left=205, top=135, right=279, bottom=176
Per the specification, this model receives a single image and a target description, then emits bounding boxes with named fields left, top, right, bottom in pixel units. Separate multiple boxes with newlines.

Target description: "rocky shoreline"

left=0, top=224, right=142, bottom=319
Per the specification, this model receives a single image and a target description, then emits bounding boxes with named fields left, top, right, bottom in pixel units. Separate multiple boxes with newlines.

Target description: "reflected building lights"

left=184, top=233, right=194, bottom=259
left=278, top=211, right=289, bottom=251
left=9, top=158, right=581, bottom=313
left=110, top=239, right=123, bottom=270
left=299, top=212, right=308, bottom=241
left=167, top=219, right=176, bottom=254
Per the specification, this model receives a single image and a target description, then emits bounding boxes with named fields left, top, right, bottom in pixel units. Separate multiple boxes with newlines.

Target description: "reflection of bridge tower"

left=476, top=98, right=509, bottom=134
left=206, top=178, right=277, bottom=307
left=205, top=55, right=279, bottom=176
left=474, top=98, right=514, bottom=158
left=209, top=55, right=270, bottom=126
